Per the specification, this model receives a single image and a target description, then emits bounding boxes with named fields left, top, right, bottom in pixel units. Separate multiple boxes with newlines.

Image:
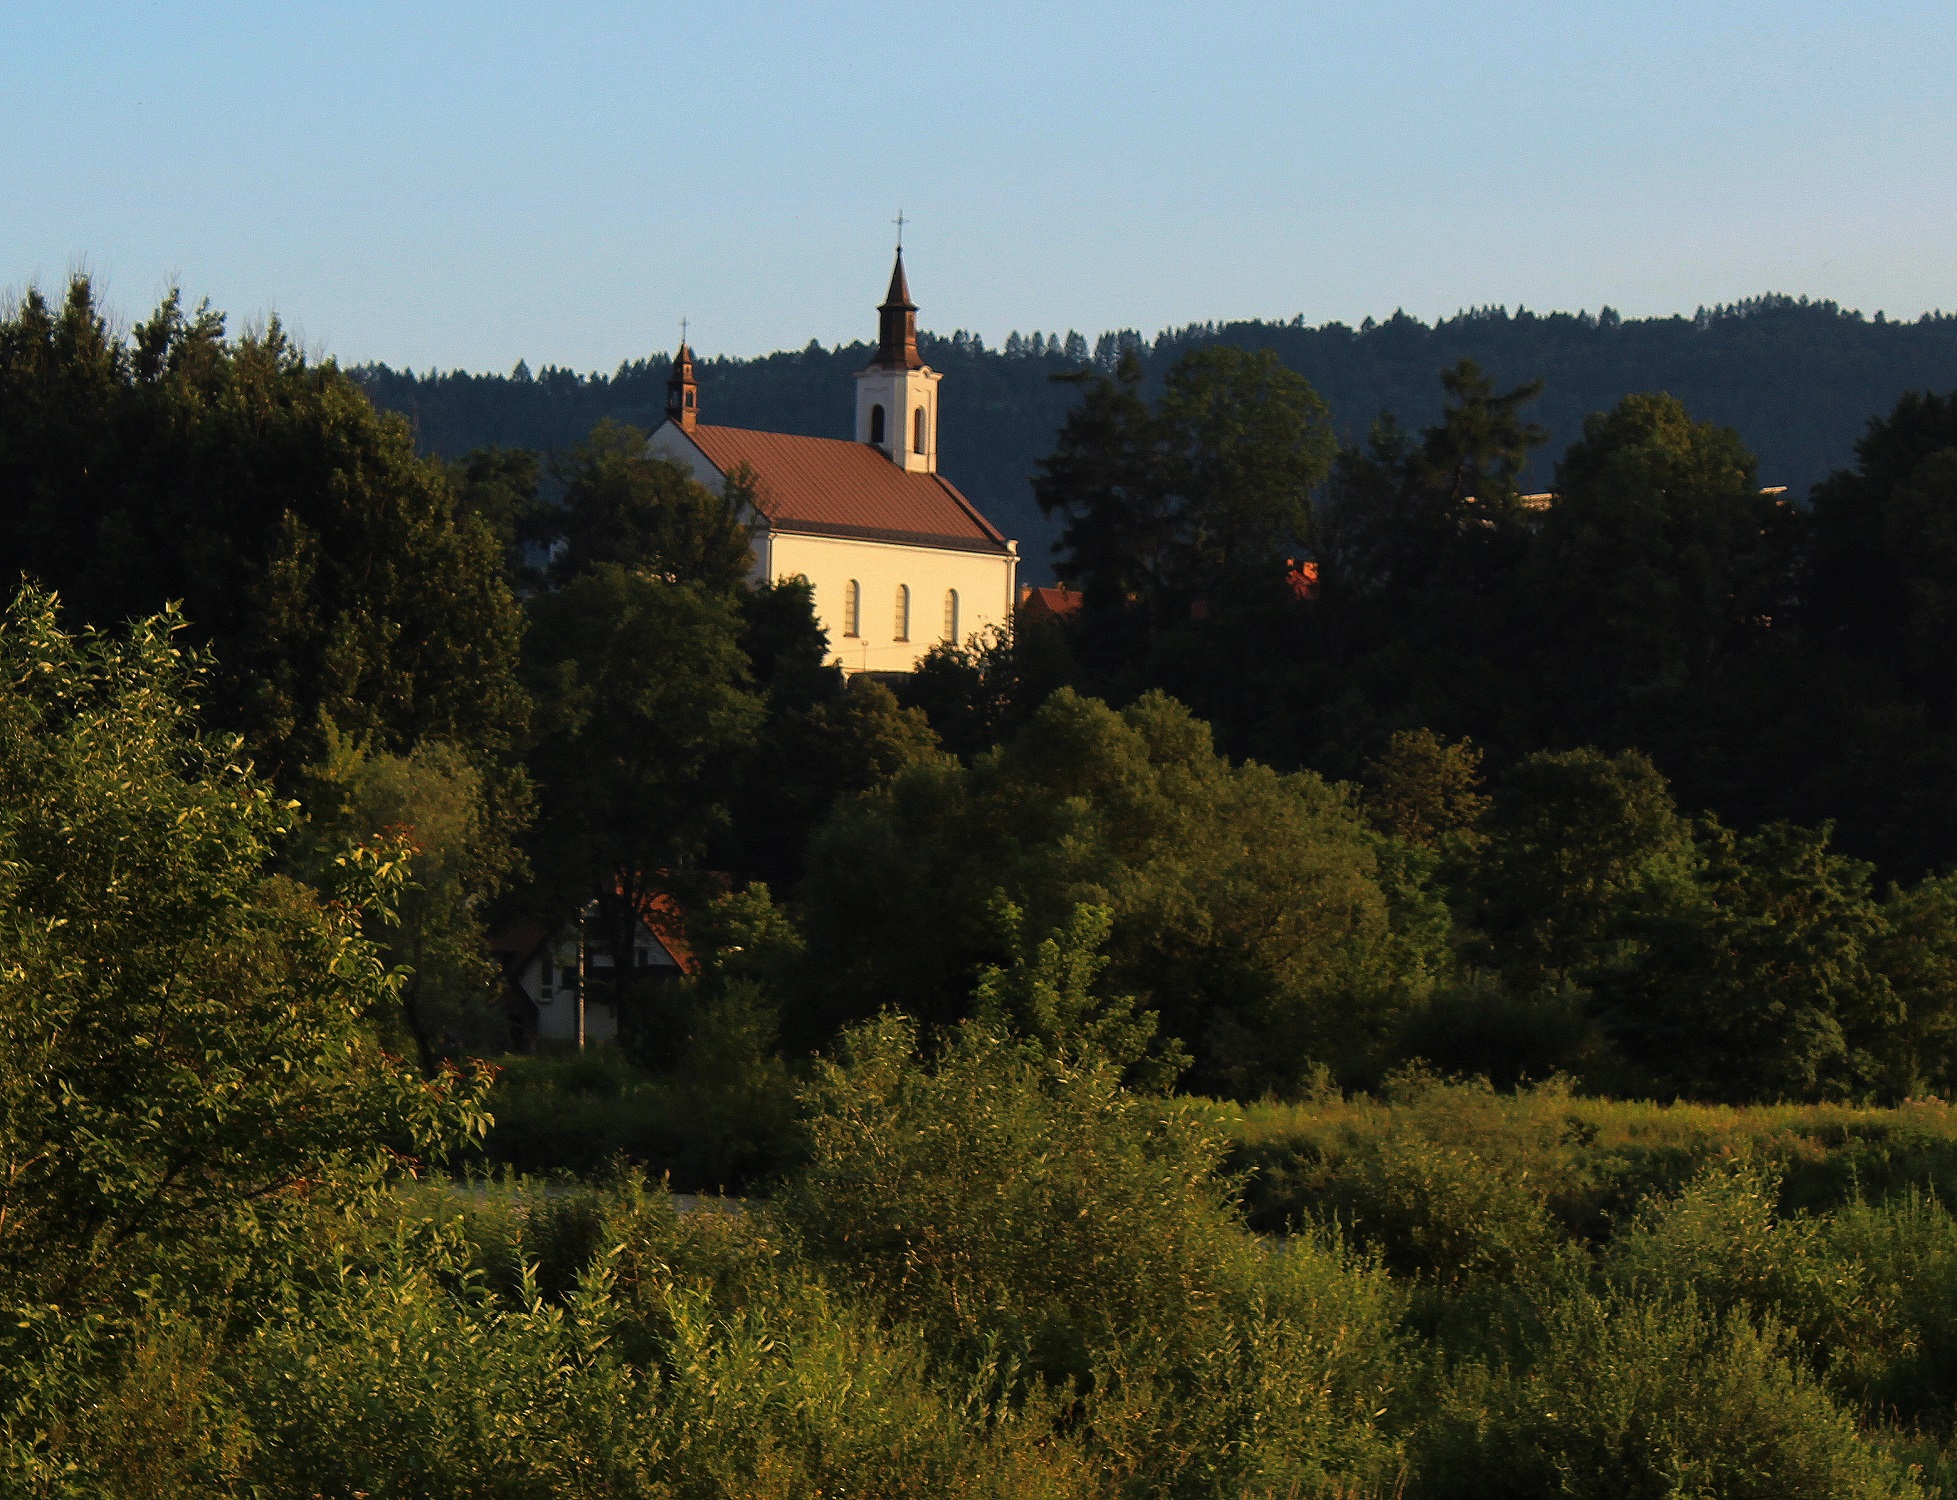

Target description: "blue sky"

left=4, top=2, right=1953, bottom=371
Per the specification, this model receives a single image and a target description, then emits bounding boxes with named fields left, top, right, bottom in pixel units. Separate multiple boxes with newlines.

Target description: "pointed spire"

left=665, top=337, right=698, bottom=432
left=874, top=249, right=923, bottom=371
left=885, top=250, right=913, bottom=311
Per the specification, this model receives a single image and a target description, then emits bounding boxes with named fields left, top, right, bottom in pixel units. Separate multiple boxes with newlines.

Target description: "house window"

left=913, top=406, right=928, bottom=454
left=540, top=954, right=553, bottom=992
left=844, top=579, right=861, bottom=637
left=894, top=583, right=911, bottom=641
left=869, top=404, right=886, bottom=445
left=943, top=588, right=959, bottom=643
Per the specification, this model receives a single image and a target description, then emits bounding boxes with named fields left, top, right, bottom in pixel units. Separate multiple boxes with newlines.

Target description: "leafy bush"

left=1414, top=1292, right=1921, bottom=1500
left=0, top=589, right=489, bottom=1313
left=1604, top=1158, right=1890, bottom=1381
left=782, top=1012, right=1408, bottom=1497
left=797, top=687, right=1442, bottom=1094
left=477, top=1031, right=797, bottom=1191
left=229, top=1181, right=1101, bottom=1500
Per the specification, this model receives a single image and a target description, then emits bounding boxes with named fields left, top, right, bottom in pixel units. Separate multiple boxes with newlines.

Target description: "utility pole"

left=576, top=898, right=596, bottom=1051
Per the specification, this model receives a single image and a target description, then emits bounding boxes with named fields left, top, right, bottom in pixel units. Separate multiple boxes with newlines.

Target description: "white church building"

left=649, top=252, right=1019, bottom=673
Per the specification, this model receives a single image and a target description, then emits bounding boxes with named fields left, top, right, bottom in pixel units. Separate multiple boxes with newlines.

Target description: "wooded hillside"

left=355, top=296, right=1957, bottom=575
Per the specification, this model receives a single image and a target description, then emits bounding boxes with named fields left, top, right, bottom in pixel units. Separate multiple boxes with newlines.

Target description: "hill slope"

left=355, top=297, right=1957, bottom=580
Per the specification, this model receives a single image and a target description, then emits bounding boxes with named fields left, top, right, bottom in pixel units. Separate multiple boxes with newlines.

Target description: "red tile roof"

left=1018, top=584, right=1082, bottom=621
left=682, top=425, right=1012, bottom=555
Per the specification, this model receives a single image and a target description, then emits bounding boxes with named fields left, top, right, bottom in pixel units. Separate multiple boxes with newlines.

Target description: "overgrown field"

left=1236, top=1077, right=1957, bottom=1236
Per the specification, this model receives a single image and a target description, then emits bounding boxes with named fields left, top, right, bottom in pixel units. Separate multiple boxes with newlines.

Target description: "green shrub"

left=1236, top=1083, right=1957, bottom=1240
left=1414, top=1291, right=1921, bottom=1500
left=1397, top=975, right=1602, bottom=1091
left=1605, top=1157, right=1891, bottom=1381
left=477, top=1030, right=797, bottom=1191
left=783, top=1013, right=1252, bottom=1360
left=1242, top=1076, right=1586, bottom=1282
left=1824, top=1190, right=1957, bottom=1428
left=782, top=1013, right=1408, bottom=1498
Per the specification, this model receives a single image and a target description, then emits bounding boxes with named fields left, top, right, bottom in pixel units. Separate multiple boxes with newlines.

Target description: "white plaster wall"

left=767, top=531, right=1017, bottom=673
left=648, top=423, right=729, bottom=492
left=645, top=419, right=1018, bottom=673
left=517, top=923, right=678, bottom=1046
left=854, top=365, right=941, bottom=472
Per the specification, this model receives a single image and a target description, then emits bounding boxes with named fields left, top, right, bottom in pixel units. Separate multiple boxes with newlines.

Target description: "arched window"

left=894, top=583, right=910, bottom=641
left=913, top=405, right=928, bottom=454
left=943, top=588, right=959, bottom=643
left=868, top=404, right=886, bottom=445
left=843, top=580, right=861, bottom=638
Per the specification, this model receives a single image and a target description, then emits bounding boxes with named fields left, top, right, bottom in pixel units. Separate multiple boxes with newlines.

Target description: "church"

left=648, top=252, right=1019, bottom=673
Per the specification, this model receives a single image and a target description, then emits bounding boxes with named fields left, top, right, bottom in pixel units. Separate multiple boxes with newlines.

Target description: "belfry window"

left=843, top=580, right=861, bottom=637
left=869, top=404, right=886, bottom=445
left=913, top=406, right=928, bottom=454
left=894, top=583, right=911, bottom=641
left=943, top=588, right=959, bottom=643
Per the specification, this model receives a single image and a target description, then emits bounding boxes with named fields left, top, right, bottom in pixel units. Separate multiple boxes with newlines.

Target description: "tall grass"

left=23, top=1060, right=1957, bottom=1496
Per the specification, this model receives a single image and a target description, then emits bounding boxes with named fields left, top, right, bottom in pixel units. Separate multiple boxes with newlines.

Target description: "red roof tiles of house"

left=1018, top=583, right=1083, bottom=622
left=681, top=424, right=1011, bottom=555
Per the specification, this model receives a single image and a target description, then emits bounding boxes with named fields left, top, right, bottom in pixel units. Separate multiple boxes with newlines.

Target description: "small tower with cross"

left=855, top=217, right=941, bottom=473
left=665, top=321, right=698, bottom=433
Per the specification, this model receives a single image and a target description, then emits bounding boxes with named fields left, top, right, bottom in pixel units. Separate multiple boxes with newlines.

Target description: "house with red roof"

left=649, top=251, right=1019, bottom=673
left=490, top=896, right=691, bottom=1050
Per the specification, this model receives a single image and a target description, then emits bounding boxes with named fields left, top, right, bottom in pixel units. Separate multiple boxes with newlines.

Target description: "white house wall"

left=648, top=425, right=725, bottom=492
left=766, top=530, right=1017, bottom=674
left=645, top=421, right=1019, bottom=674
left=514, top=919, right=680, bottom=1046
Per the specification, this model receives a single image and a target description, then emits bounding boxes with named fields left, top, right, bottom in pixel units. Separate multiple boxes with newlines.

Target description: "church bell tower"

left=665, top=339, right=698, bottom=433
left=855, top=248, right=941, bottom=473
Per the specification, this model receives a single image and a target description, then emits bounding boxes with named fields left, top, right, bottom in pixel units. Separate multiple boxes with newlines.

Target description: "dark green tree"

left=1036, top=344, right=1334, bottom=621
left=1362, top=728, right=1491, bottom=854
left=1871, top=871, right=1957, bottom=1097
left=450, top=444, right=551, bottom=589
left=1472, top=747, right=1694, bottom=985
left=1156, top=343, right=1336, bottom=590
left=1605, top=821, right=1900, bottom=1102
left=1809, top=392, right=1957, bottom=713
left=798, top=687, right=1440, bottom=1093
left=551, top=418, right=753, bottom=590
left=714, top=577, right=946, bottom=891
left=299, top=730, right=526, bottom=1071
left=0, top=588, right=488, bottom=1315
left=522, top=567, right=765, bottom=1034
left=1321, top=359, right=1547, bottom=599
left=1519, top=393, right=1794, bottom=748
left=1033, top=348, right=1170, bottom=620
left=0, top=277, right=528, bottom=786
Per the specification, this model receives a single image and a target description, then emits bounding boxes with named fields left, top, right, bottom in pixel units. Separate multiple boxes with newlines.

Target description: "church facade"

left=648, top=253, right=1018, bottom=673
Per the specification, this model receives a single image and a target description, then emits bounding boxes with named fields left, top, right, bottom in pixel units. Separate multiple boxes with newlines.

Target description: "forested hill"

left=355, top=295, right=1957, bottom=579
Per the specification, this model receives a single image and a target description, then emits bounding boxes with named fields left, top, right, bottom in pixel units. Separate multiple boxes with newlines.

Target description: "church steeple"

left=873, top=250, right=923, bottom=371
left=665, top=338, right=698, bottom=433
left=856, top=244, right=941, bottom=472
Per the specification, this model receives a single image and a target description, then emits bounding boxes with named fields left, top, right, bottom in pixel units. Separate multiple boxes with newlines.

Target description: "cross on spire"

left=679, top=317, right=689, bottom=349
left=893, top=210, right=906, bottom=251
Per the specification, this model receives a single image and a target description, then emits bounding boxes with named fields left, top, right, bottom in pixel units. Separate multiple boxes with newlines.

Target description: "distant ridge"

left=355, top=297, right=1957, bottom=581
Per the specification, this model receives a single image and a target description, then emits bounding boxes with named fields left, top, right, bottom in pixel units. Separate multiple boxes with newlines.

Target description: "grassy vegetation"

left=476, top=1043, right=798, bottom=1191
left=1235, top=1077, right=1957, bottom=1238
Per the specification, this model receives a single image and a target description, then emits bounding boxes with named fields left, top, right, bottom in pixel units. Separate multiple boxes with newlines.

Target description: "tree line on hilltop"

left=354, top=292, right=1957, bottom=569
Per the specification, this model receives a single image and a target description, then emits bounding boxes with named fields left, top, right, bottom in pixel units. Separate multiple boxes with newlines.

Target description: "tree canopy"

left=0, top=278, right=527, bottom=784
